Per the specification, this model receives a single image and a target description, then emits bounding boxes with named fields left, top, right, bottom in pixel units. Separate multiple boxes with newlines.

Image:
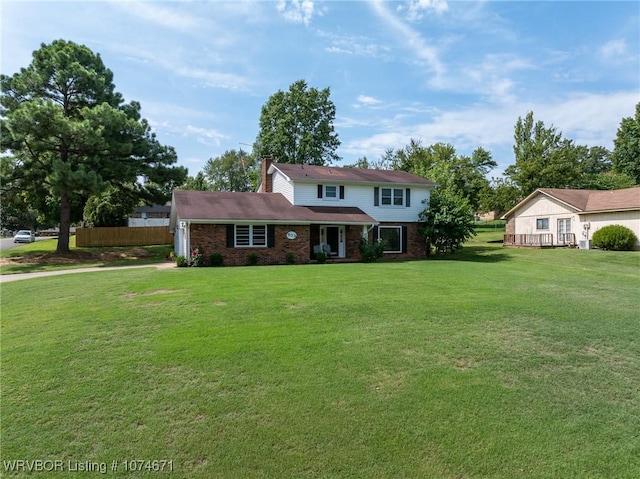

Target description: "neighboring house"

left=169, top=157, right=436, bottom=265
left=128, top=204, right=171, bottom=227
left=501, top=187, right=640, bottom=249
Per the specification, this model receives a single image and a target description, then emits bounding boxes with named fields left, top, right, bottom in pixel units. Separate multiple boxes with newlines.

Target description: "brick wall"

left=190, top=224, right=311, bottom=266
left=366, top=222, right=427, bottom=260
left=189, top=221, right=427, bottom=266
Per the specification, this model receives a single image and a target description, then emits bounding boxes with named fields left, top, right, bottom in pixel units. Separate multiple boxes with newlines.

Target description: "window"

left=558, top=218, right=572, bottom=242
left=318, top=184, right=344, bottom=200
left=378, top=226, right=402, bottom=253
left=325, top=185, right=337, bottom=199
left=536, top=218, right=549, bottom=230
left=379, top=188, right=406, bottom=206
left=235, top=225, right=267, bottom=247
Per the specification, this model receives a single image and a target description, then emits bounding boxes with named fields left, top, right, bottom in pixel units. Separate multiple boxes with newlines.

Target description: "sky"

left=2, top=0, right=639, bottom=178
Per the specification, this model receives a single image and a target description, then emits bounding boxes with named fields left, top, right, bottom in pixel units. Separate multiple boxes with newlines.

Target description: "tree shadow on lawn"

left=427, top=245, right=512, bottom=263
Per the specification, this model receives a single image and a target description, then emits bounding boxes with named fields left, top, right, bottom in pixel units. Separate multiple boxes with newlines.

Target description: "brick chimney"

left=261, top=156, right=273, bottom=193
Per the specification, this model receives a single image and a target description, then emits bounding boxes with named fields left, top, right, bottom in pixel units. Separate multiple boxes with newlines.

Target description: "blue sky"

left=2, top=1, right=639, bottom=178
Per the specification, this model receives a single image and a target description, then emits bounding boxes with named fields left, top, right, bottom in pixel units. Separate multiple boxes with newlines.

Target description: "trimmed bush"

left=358, top=237, right=385, bottom=263
left=210, top=253, right=224, bottom=267
left=176, top=255, right=188, bottom=267
left=592, top=225, right=637, bottom=251
left=315, top=252, right=327, bottom=264
left=247, top=253, right=259, bottom=265
left=286, top=252, right=296, bottom=265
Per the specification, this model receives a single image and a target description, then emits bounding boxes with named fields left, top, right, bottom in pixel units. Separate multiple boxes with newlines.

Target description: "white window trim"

left=380, top=187, right=405, bottom=207
left=323, top=185, right=339, bottom=201
left=235, top=224, right=267, bottom=247
left=378, top=226, right=402, bottom=253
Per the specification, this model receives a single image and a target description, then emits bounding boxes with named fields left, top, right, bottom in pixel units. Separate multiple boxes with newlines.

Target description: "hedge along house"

left=501, top=187, right=640, bottom=249
left=169, top=158, right=437, bottom=265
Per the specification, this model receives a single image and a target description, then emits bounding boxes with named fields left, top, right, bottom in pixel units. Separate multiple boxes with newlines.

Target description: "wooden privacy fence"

left=76, top=226, right=173, bottom=247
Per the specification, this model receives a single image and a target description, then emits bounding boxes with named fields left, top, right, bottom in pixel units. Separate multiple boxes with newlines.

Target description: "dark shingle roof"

left=271, top=162, right=436, bottom=186
left=171, top=190, right=376, bottom=225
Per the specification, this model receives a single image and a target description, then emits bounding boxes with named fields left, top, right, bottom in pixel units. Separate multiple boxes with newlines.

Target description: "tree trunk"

left=56, top=192, right=72, bottom=254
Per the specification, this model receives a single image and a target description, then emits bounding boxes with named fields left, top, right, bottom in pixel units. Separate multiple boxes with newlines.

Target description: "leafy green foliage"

left=247, top=252, right=259, bottom=265
left=592, top=225, right=638, bottom=251
left=506, top=111, right=582, bottom=196
left=390, top=140, right=495, bottom=211
left=83, top=185, right=137, bottom=227
left=419, top=190, right=476, bottom=254
left=358, top=237, right=386, bottom=262
left=203, top=149, right=257, bottom=191
left=180, top=172, right=211, bottom=191
left=315, top=251, right=327, bottom=263
left=175, top=255, right=187, bottom=267
left=611, top=103, right=640, bottom=184
left=190, top=246, right=205, bottom=267
left=286, top=252, right=296, bottom=265
left=256, top=79, right=340, bottom=165
left=0, top=40, right=185, bottom=253
left=210, top=253, right=224, bottom=267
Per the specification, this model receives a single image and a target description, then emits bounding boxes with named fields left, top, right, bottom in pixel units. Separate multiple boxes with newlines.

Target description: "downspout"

left=185, top=220, right=191, bottom=264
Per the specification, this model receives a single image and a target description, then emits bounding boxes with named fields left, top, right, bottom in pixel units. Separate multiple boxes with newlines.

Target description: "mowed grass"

left=0, top=236, right=172, bottom=274
left=1, top=236, right=639, bottom=478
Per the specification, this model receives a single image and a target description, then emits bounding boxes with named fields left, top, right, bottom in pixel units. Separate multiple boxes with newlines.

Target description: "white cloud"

left=600, top=39, right=628, bottom=61
left=341, top=90, right=638, bottom=170
left=276, top=0, right=316, bottom=26
left=110, top=1, right=200, bottom=32
left=185, top=125, right=228, bottom=146
left=370, top=0, right=444, bottom=78
left=356, top=95, right=383, bottom=107
left=402, top=0, right=449, bottom=21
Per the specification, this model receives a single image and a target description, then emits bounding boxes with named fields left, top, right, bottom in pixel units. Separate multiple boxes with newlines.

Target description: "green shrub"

left=286, top=252, right=296, bottom=265
left=247, top=252, right=259, bottom=265
left=592, top=225, right=637, bottom=251
left=209, top=252, right=224, bottom=267
left=358, top=237, right=386, bottom=263
left=315, top=252, right=326, bottom=264
left=176, top=255, right=188, bottom=267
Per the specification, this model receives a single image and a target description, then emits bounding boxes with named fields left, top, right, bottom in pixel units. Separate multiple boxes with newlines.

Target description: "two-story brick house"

left=169, top=158, right=436, bottom=265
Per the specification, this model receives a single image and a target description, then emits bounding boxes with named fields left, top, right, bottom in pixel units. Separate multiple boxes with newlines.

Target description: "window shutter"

left=267, top=225, right=275, bottom=247
left=339, top=185, right=345, bottom=199
left=226, top=224, right=234, bottom=247
left=374, top=187, right=379, bottom=206
left=317, top=184, right=323, bottom=198
left=402, top=226, right=408, bottom=253
left=372, top=226, right=379, bottom=241
left=405, top=188, right=411, bottom=207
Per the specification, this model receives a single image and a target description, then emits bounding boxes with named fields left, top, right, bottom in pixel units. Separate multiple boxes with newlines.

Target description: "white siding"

left=583, top=211, right=640, bottom=248
left=513, top=196, right=578, bottom=238
left=512, top=194, right=640, bottom=248
left=271, top=171, right=294, bottom=203
left=291, top=181, right=432, bottom=223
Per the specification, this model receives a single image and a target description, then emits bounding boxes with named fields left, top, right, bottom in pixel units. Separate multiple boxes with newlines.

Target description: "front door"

left=320, top=226, right=345, bottom=257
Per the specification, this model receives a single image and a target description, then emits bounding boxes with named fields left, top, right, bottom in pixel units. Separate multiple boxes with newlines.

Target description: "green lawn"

left=0, top=236, right=172, bottom=274
left=1, top=236, right=639, bottom=478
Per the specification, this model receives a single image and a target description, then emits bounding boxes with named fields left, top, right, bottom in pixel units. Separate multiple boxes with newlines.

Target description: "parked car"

left=13, top=230, right=35, bottom=243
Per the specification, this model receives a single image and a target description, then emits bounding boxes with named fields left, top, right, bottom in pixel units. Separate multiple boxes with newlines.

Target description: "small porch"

left=503, top=233, right=576, bottom=248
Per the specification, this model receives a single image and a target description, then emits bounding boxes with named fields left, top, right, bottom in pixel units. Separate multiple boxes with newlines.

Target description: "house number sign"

left=286, top=231, right=297, bottom=240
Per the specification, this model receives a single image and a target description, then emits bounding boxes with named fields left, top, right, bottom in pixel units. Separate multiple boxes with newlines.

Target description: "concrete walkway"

left=0, top=262, right=175, bottom=283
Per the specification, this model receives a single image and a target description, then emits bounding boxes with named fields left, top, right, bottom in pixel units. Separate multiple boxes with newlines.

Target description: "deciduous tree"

left=611, top=103, right=640, bottom=184
left=256, top=80, right=340, bottom=165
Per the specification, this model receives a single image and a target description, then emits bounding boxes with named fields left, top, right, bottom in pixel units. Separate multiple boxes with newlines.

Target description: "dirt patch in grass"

left=0, top=247, right=160, bottom=268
